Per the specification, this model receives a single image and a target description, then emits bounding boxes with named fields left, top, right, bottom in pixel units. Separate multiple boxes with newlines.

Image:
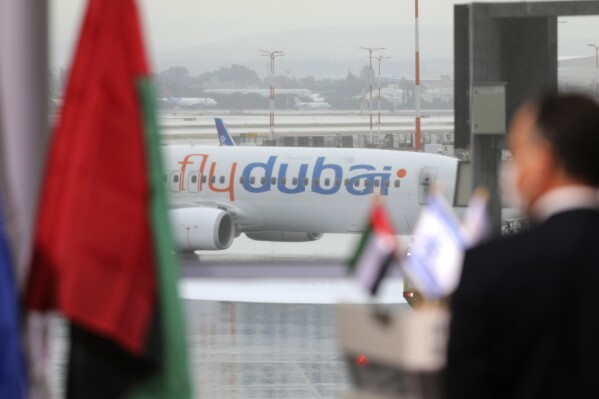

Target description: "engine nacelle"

left=169, top=208, right=235, bottom=251
left=245, top=231, right=323, bottom=242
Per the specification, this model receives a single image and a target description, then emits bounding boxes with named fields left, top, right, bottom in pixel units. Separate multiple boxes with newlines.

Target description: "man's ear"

left=534, top=138, right=559, bottom=184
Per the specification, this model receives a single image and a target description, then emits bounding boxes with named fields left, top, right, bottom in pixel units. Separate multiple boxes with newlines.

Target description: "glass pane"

left=49, top=2, right=599, bottom=398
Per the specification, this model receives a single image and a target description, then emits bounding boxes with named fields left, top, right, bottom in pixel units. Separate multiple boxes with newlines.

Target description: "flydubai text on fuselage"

left=163, top=145, right=459, bottom=251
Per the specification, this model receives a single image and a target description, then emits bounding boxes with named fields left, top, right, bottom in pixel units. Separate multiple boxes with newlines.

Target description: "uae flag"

left=25, top=0, right=191, bottom=398
left=349, top=200, right=399, bottom=296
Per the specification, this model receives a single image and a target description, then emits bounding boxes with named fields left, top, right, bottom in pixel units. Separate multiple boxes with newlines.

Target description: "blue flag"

left=0, top=198, right=27, bottom=399
left=402, top=191, right=466, bottom=300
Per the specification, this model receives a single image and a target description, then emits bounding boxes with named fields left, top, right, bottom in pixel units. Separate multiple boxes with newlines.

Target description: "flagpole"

left=0, top=0, right=49, bottom=286
left=0, top=1, right=49, bottom=397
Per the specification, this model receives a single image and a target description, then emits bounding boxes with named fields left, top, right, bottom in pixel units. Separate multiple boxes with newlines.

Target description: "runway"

left=179, top=234, right=408, bottom=305
left=158, top=109, right=454, bottom=145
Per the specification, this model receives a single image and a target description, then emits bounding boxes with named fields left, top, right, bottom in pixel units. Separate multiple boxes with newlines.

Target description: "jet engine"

left=169, top=208, right=235, bottom=251
left=245, top=232, right=323, bottom=242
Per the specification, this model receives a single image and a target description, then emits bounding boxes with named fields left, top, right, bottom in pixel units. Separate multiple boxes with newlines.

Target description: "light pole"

left=414, top=0, right=422, bottom=151
left=359, top=47, right=386, bottom=143
left=376, top=55, right=391, bottom=135
left=589, top=44, right=599, bottom=101
left=259, top=50, right=285, bottom=142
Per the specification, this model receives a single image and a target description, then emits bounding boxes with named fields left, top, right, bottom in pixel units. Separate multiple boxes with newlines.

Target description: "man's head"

left=507, top=93, right=599, bottom=212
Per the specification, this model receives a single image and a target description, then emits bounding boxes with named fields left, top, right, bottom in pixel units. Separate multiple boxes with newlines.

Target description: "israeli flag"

left=463, top=189, right=491, bottom=247
left=403, top=191, right=467, bottom=300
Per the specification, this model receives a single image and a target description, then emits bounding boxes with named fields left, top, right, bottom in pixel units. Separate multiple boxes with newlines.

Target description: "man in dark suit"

left=447, top=93, right=599, bottom=399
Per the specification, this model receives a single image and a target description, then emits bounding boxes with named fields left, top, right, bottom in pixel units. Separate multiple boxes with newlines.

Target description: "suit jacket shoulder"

left=459, top=209, right=599, bottom=304
left=447, top=209, right=599, bottom=399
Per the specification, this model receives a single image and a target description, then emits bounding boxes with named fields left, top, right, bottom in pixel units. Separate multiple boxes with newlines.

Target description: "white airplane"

left=293, top=97, right=332, bottom=110
left=158, top=88, right=217, bottom=109
left=163, top=146, right=458, bottom=251
left=161, top=96, right=218, bottom=109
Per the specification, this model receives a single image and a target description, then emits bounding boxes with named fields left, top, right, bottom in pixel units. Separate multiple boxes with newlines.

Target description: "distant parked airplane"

left=158, top=88, right=217, bottom=109
left=293, top=97, right=332, bottom=110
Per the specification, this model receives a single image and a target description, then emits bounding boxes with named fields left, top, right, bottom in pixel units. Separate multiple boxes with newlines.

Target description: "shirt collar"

left=532, top=186, right=599, bottom=223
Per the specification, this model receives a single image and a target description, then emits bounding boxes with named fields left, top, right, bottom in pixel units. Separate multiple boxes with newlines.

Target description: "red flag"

left=26, top=0, right=154, bottom=355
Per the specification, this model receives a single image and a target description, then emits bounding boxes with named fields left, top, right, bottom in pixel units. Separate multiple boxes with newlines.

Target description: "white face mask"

left=500, top=161, right=526, bottom=211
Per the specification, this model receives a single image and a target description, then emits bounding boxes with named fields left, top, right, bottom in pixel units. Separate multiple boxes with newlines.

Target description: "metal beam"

left=486, top=1, right=599, bottom=18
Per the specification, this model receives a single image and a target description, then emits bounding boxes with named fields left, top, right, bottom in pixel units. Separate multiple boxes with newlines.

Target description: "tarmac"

left=48, top=237, right=408, bottom=399
left=49, top=296, right=407, bottom=399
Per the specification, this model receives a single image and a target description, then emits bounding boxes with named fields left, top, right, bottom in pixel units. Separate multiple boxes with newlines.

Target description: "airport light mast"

left=359, top=47, right=386, bottom=144
left=414, top=0, right=422, bottom=151
left=376, top=55, right=391, bottom=135
left=588, top=44, right=599, bottom=101
left=259, top=50, right=285, bottom=142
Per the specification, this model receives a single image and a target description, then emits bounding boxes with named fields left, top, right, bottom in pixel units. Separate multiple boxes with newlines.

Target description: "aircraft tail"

left=293, top=97, right=302, bottom=108
left=215, top=118, right=236, bottom=146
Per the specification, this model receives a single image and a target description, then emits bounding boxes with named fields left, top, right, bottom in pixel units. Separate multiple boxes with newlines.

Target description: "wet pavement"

left=49, top=299, right=408, bottom=398
left=187, top=301, right=349, bottom=399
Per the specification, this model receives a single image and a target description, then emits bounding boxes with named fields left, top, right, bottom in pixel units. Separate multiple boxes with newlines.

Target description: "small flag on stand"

left=402, top=190, right=466, bottom=301
left=24, top=0, right=191, bottom=398
left=349, top=199, right=400, bottom=296
left=462, top=188, right=491, bottom=247
left=402, top=188, right=492, bottom=302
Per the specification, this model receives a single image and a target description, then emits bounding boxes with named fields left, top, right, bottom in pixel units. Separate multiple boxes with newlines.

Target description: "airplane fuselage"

left=163, top=146, right=458, bottom=236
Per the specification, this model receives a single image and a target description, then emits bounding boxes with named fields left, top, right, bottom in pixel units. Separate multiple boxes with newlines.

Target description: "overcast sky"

left=50, top=0, right=599, bottom=72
